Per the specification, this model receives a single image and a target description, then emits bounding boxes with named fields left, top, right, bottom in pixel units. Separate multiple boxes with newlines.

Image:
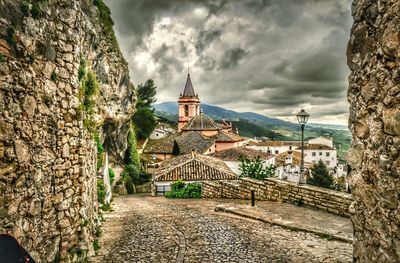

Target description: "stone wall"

left=0, top=0, right=135, bottom=262
left=347, top=0, right=400, bottom=261
left=202, top=178, right=353, bottom=217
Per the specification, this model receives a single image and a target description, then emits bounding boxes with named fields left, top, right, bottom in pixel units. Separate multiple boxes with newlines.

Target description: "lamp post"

left=296, top=109, right=310, bottom=185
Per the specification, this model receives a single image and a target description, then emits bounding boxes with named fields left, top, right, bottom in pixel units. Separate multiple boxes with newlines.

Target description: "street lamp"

left=296, top=109, right=310, bottom=185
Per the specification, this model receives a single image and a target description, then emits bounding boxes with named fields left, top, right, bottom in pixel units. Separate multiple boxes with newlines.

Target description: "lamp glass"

left=296, top=109, right=310, bottom=125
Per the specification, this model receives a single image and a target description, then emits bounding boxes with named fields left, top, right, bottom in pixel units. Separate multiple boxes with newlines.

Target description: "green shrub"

left=109, top=168, right=115, bottom=185
left=95, top=227, right=102, bottom=238
left=97, top=179, right=106, bottom=204
left=20, top=2, right=29, bottom=16
left=94, top=134, right=104, bottom=169
left=30, top=4, right=41, bottom=18
left=6, top=27, right=16, bottom=46
left=165, top=181, right=202, bottom=199
left=93, top=239, right=101, bottom=251
left=0, top=54, right=4, bottom=63
left=239, top=156, right=275, bottom=180
left=100, top=203, right=111, bottom=211
left=78, top=57, right=86, bottom=81
left=93, top=0, right=118, bottom=49
left=124, top=175, right=134, bottom=194
left=50, top=71, right=58, bottom=83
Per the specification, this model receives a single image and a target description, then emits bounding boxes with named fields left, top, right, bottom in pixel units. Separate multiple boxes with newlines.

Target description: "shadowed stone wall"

left=202, top=178, right=353, bottom=217
left=347, top=0, right=399, bottom=261
left=0, top=0, right=135, bottom=262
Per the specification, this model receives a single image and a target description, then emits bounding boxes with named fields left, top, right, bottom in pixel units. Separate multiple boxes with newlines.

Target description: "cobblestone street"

left=89, top=195, right=352, bottom=263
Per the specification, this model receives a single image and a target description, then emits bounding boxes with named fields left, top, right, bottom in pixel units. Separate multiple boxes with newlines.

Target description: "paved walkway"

left=215, top=201, right=353, bottom=243
left=89, top=195, right=352, bottom=263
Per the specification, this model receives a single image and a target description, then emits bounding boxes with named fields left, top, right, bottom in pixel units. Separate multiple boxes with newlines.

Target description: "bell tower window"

left=185, top=105, right=189, bottom=116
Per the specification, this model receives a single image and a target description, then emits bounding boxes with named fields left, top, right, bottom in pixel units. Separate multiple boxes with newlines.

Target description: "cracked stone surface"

left=89, top=194, right=352, bottom=263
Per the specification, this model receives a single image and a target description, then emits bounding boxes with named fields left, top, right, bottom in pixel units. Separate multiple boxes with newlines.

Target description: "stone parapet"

left=202, top=178, right=353, bottom=217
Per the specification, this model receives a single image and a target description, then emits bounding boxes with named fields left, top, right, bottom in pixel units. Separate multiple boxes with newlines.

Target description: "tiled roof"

left=215, top=131, right=244, bottom=142
left=143, top=133, right=180, bottom=154
left=251, top=141, right=303, bottom=147
left=182, top=74, right=196, bottom=97
left=275, top=151, right=303, bottom=166
left=175, top=131, right=215, bottom=154
left=143, top=131, right=215, bottom=155
left=154, top=153, right=238, bottom=182
left=296, top=144, right=335, bottom=150
left=211, top=147, right=274, bottom=161
left=182, top=113, right=221, bottom=131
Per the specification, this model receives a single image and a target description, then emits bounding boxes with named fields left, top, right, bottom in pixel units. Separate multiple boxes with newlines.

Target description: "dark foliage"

left=132, top=108, right=157, bottom=139
left=136, top=79, right=157, bottom=108
left=306, top=160, right=334, bottom=189
left=165, top=180, right=202, bottom=199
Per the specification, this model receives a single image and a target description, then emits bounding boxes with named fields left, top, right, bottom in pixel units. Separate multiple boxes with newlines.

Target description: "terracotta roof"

left=182, top=113, right=221, bottom=131
left=251, top=141, right=303, bottom=147
left=296, top=144, right=335, bottom=150
left=182, top=74, right=196, bottom=97
left=275, top=151, right=302, bottom=166
left=154, top=153, right=237, bottom=182
left=214, top=131, right=244, bottom=142
left=211, top=147, right=274, bottom=161
left=143, top=131, right=215, bottom=155
left=175, top=131, right=215, bottom=154
left=143, top=134, right=180, bottom=154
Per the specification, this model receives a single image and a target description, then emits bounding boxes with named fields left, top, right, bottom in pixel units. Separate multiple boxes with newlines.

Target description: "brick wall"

left=202, top=177, right=353, bottom=217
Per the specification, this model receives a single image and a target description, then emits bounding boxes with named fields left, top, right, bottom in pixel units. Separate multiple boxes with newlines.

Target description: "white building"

left=247, top=141, right=302, bottom=155
left=149, top=127, right=175, bottom=139
left=296, top=144, right=337, bottom=169
left=274, top=151, right=311, bottom=183
left=211, top=146, right=275, bottom=175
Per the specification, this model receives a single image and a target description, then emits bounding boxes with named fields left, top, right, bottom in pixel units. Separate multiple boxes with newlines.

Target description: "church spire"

left=182, top=70, right=196, bottom=97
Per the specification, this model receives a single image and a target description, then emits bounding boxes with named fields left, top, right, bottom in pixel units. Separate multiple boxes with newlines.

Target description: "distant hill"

left=153, top=102, right=351, bottom=160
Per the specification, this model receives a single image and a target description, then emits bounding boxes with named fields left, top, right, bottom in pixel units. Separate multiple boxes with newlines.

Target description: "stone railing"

left=202, top=177, right=353, bottom=217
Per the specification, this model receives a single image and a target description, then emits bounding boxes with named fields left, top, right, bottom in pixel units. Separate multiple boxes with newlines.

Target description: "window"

left=312, top=152, right=316, bottom=157
left=319, top=152, right=323, bottom=156
left=326, top=161, right=330, bottom=165
left=184, top=105, right=189, bottom=116
left=275, top=150, right=279, bottom=154
left=312, top=160, right=316, bottom=163
left=289, top=146, right=292, bottom=150
left=326, top=152, right=330, bottom=157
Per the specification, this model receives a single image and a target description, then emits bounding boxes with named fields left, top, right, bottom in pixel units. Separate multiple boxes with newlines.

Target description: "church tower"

left=178, top=72, right=200, bottom=132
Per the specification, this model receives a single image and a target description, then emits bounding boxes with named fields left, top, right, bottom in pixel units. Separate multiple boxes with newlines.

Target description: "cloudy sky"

left=105, top=0, right=353, bottom=125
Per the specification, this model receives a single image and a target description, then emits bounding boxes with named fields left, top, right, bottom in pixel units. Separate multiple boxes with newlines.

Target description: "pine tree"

left=307, top=160, right=334, bottom=189
left=136, top=79, right=157, bottom=108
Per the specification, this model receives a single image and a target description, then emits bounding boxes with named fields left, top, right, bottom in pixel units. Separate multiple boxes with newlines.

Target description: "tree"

left=307, top=160, right=334, bottom=189
left=239, top=156, right=275, bottom=180
left=132, top=107, right=157, bottom=139
left=124, top=124, right=141, bottom=168
left=136, top=79, right=157, bottom=108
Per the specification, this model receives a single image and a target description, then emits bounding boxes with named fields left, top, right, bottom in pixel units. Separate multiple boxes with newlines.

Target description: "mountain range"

left=153, top=102, right=351, bottom=159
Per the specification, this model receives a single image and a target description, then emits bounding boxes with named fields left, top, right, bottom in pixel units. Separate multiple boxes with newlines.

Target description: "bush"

left=93, top=0, right=118, bottom=49
left=20, top=2, right=29, bottom=16
left=124, top=175, right=134, bottom=194
left=93, top=239, right=101, bottom=251
left=78, top=57, right=86, bottom=81
left=109, top=168, right=115, bottom=185
left=165, top=180, right=202, bottom=199
left=50, top=71, right=58, bottom=83
left=94, top=134, right=104, bottom=169
left=6, top=27, right=16, bottom=46
left=0, top=54, right=4, bottom=63
left=307, top=160, right=334, bottom=189
left=97, top=179, right=106, bottom=204
left=239, top=156, right=275, bottom=180
left=30, top=4, right=41, bottom=18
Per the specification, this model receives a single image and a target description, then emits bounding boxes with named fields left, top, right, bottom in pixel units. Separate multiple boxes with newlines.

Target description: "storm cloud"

left=105, top=0, right=352, bottom=125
